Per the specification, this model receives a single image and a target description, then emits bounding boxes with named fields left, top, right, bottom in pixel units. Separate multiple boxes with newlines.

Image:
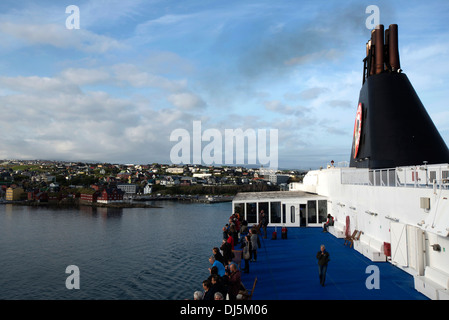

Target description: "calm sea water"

left=0, top=201, right=231, bottom=300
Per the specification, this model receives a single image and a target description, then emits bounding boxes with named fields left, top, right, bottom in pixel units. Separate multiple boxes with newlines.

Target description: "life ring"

left=353, top=103, right=363, bottom=158
left=345, top=216, right=351, bottom=238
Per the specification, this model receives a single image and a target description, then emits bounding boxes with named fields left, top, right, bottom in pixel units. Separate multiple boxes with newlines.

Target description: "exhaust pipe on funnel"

left=374, top=24, right=384, bottom=74
left=363, top=24, right=401, bottom=82
left=388, top=24, right=400, bottom=72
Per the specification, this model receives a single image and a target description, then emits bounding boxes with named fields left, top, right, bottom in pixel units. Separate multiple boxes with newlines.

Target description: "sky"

left=0, top=0, right=448, bottom=170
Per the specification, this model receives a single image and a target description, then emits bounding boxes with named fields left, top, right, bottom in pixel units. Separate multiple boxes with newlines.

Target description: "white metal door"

left=390, top=222, right=408, bottom=267
left=283, top=203, right=300, bottom=227
left=406, top=225, right=425, bottom=275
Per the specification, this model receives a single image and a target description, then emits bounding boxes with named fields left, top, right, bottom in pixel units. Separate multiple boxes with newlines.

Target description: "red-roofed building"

left=97, top=188, right=124, bottom=204
left=80, top=190, right=100, bottom=203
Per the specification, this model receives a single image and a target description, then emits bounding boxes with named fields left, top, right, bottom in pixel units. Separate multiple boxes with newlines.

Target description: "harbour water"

left=0, top=201, right=231, bottom=300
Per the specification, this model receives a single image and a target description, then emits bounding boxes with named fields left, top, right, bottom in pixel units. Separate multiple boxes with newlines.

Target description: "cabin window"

left=429, top=171, right=436, bottom=184
left=234, top=203, right=244, bottom=217
left=270, top=202, right=281, bottom=223
left=282, top=204, right=286, bottom=224
left=259, top=202, right=269, bottom=223
left=307, top=200, right=317, bottom=224
left=290, top=206, right=295, bottom=223
left=318, top=200, right=328, bottom=223
left=443, top=171, right=449, bottom=182
left=300, top=204, right=307, bottom=227
left=246, top=203, right=257, bottom=224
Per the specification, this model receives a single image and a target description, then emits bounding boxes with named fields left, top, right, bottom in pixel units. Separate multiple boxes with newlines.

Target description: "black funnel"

left=349, top=25, right=449, bottom=169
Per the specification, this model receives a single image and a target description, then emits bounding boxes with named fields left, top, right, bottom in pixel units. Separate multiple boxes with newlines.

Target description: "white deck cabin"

left=232, top=191, right=328, bottom=228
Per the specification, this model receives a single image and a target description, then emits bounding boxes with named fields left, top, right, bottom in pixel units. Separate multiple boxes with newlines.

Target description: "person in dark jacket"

left=241, top=234, right=252, bottom=273
left=212, top=247, right=225, bottom=265
left=202, top=279, right=214, bottom=300
left=259, top=210, right=268, bottom=239
left=220, top=239, right=234, bottom=266
left=250, top=228, right=259, bottom=262
left=226, top=263, right=241, bottom=300
left=316, top=244, right=330, bottom=286
left=210, top=274, right=227, bottom=298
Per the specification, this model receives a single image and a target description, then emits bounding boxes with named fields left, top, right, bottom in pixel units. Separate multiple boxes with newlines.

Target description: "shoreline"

left=1, top=194, right=233, bottom=209
left=3, top=199, right=163, bottom=209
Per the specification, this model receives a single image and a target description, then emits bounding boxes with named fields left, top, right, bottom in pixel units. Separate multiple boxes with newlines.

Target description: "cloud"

left=0, top=87, right=166, bottom=162
left=234, top=3, right=367, bottom=80
left=0, top=60, right=209, bottom=164
left=328, top=99, right=353, bottom=109
left=132, top=12, right=212, bottom=45
left=59, top=68, right=111, bottom=85
left=299, top=87, right=329, bottom=100
left=0, top=22, right=124, bottom=53
left=80, top=0, right=147, bottom=28
left=167, top=92, right=206, bottom=110
left=264, top=100, right=310, bottom=117
left=285, top=49, right=341, bottom=66
left=0, top=75, right=81, bottom=95
left=112, top=64, right=187, bottom=91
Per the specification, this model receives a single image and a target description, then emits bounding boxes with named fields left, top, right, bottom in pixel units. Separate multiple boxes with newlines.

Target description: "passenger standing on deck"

left=226, top=231, right=235, bottom=250
left=250, top=228, right=258, bottom=262
left=212, top=247, right=225, bottom=265
left=210, top=274, right=226, bottom=298
left=209, top=255, right=226, bottom=277
left=202, top=279, right=214, bottom=300
left=229, top=224, right=238, bottom=245
left=222, top=226, right=228, bottom=240
left=259, top=210, right=268, bottom=239
left=241, top=234, right=252, bottom=273
left=316, top=244, right=330, bottom=286
left=220, top=239, right=234, bottom=266
left=227, top=263, right=241, bottom=300
left=239, top=220, right=248, bottom=242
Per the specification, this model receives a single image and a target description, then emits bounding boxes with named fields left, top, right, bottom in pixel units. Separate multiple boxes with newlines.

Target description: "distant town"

left=0, top=159, right=307, bottom=206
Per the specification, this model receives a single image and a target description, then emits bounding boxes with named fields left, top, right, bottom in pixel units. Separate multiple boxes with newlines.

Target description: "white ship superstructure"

left=289, top=163, right=449, bottom=300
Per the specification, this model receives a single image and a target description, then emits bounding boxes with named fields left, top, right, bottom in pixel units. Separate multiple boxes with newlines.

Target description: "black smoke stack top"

left=387, top=24, right=400, bottom=72
left=350, top=24, right=449, bottom=169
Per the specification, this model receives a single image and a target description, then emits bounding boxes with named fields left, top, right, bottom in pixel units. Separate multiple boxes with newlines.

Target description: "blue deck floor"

left=240, top=227, right=428, bottom=300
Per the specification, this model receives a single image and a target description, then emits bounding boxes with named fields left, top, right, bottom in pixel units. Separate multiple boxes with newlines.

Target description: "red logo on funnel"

left=353, top=103, right=362, bottom=159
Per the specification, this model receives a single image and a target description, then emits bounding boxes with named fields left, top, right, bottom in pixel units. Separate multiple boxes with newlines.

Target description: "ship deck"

left=240, top=227, right=428, bottom=300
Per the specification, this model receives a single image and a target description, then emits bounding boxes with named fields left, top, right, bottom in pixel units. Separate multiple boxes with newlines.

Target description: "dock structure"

left=240, top=227, right=427, bottom=300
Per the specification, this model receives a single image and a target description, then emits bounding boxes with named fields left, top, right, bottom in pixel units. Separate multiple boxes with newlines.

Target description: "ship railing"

left=341, top=164, right=449, bottom=190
